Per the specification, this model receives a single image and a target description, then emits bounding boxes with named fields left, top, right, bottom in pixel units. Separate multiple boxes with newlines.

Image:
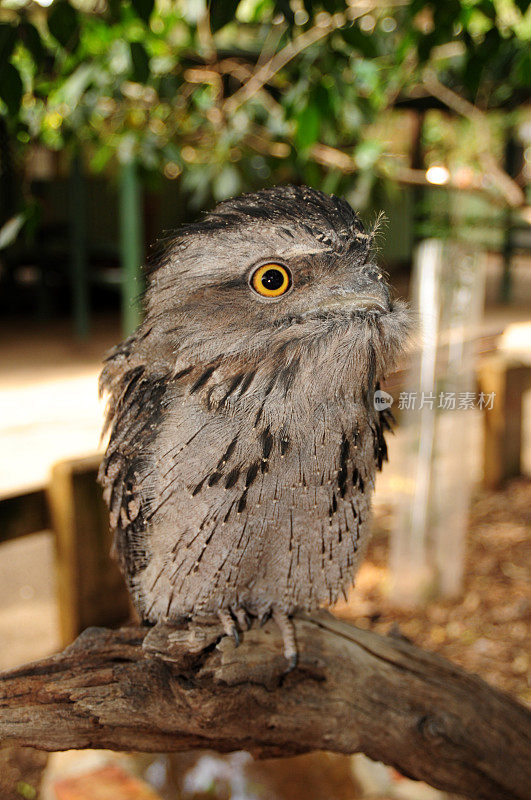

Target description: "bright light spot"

left=35, top=0, right=54, bottom=6
left=359, top=14, right=375, bottom=31
left=269, top=142, right=290, bottom=158
left=315, top=12, right=331, bottom=27
left=164, top=162, right=181, bottom=179
left=46, top=112, right=63, bottom=129
left=294, top=9, right=309, bottom=25
left=381, top=16, right=397, bottom=32
left=181, top=146, right=196, bottom=163
left=500, top=322, right=531, bottom=358
left=519, top=120, right=531, bottom=143
left=150, top=17, right=164, bottom=34
left=454, top=166, right=474, bottom=188
left=426, top=165, right=450, bottom=185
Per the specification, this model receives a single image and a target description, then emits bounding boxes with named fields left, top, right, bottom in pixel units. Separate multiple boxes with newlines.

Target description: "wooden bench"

left=478, top=355, right=531, bottom=490
left=0, top=454, right=130, bottom=645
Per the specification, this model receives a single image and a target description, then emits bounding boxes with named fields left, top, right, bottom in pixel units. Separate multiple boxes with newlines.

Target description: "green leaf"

left=90, top=145, right=113, bottom=172
left=130, top=41, right=150, bottom=83
left=53, top=63, right=95, bottom=107
left=48, top=1, right=79, bottom=50
left=131, top=0, right=155, bottom=24
left=302, top=160, right=320, bottom=187
left=352, top=60, right=380, bottom=94
left=213, top=164, right=241, bottom=200
left=295, top=103, right=320, bottom=151
left=209, top=0, right=241, bottom=32
left=182, top=165, right=214, bottom=209
left=396, top=30, right=416, bottom=63
left=355, top=140, right=382, bottom=170
left=515, top=50, right=531, bottom=89
left=0, top=63, right=23, bottom=116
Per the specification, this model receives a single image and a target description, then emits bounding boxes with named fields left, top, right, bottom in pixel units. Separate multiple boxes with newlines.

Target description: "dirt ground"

left=336, top=477, right=530, bottom=704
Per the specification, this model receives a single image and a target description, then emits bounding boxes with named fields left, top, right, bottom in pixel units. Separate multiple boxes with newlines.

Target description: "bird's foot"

left=219, top=606, right=298, bottom=671
left=272, top=608, right=298, bottom=672
left=143, top=608, right=298, bottom=676
left=217, top=608, right=241, bottom=646
left=232, top=606, right=251, bottom=631
left=211, top=612, right=300, bottom=688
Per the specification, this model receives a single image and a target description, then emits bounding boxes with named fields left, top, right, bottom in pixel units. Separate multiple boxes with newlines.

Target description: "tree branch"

left=310, top=141, right=531, bottom=215
left=422, top=69, right=526, bottom=208
left=1, top=613, right=529, bottom=799
left=221, top=5, right=371, bottom=117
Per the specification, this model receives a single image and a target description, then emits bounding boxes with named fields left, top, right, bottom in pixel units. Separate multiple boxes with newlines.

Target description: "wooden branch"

left=221, top=4, right=370, bottom=117
left=422, top=69, right=526, bottom=208
left=224, top=1, right=399, bottom=116
left=309, top=141, right=528, bottom=211
left=1, top=613, right=530, bottom=800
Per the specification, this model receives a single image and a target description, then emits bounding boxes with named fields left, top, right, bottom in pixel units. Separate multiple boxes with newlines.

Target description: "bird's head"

left=144, top=185, right=411, bottom=406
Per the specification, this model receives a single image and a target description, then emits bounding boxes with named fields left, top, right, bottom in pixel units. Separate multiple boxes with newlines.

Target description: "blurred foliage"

left=0, top=0, right=529, bottom=210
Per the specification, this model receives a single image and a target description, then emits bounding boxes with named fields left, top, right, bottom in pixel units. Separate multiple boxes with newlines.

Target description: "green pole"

left=500, top=205, right=512, bottom=304
left=119, top=159, right=144, bottom=336
left=69, top=152, right=89, bottom=339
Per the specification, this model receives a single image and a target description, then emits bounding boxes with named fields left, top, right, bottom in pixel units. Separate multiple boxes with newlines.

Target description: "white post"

left=388, top=240, right=486, bottom=607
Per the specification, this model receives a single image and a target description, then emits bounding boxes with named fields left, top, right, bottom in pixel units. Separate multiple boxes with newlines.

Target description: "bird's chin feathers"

left=163, top=298, right=411, bottom=414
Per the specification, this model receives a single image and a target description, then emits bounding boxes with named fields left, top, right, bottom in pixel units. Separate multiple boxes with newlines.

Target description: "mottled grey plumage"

left=99, top=185, right=410, bottom=665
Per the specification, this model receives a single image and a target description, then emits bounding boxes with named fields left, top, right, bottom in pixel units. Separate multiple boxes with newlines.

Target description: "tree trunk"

left=1, top=612, right=529, bottom=800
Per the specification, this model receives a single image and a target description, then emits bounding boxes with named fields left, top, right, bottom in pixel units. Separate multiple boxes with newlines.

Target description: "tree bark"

left=0, top=612, right=529, bottom=800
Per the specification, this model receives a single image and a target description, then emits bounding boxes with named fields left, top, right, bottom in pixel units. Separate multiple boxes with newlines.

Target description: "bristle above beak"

left=319, top=291, right=391, bottom=314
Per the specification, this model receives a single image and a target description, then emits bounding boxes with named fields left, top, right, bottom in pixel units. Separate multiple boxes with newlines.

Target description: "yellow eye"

left=250, top=264, right=291, bottom=298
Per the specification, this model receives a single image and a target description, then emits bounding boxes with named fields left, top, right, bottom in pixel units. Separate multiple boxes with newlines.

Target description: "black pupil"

left=261, top=268, right=285, bottom=291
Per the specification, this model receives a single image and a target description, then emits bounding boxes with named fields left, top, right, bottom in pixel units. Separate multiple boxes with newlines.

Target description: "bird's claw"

left=285, top=652, right=298, bottom=672
left=233, top=607, right=251, bottom=631
left=218, top=607, right=252, bottom=646
left=218, top=609, right=240, bottom=646
left=272, top=608, right=298, bottom=671
left=219, top=607, right=299, bottom=669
